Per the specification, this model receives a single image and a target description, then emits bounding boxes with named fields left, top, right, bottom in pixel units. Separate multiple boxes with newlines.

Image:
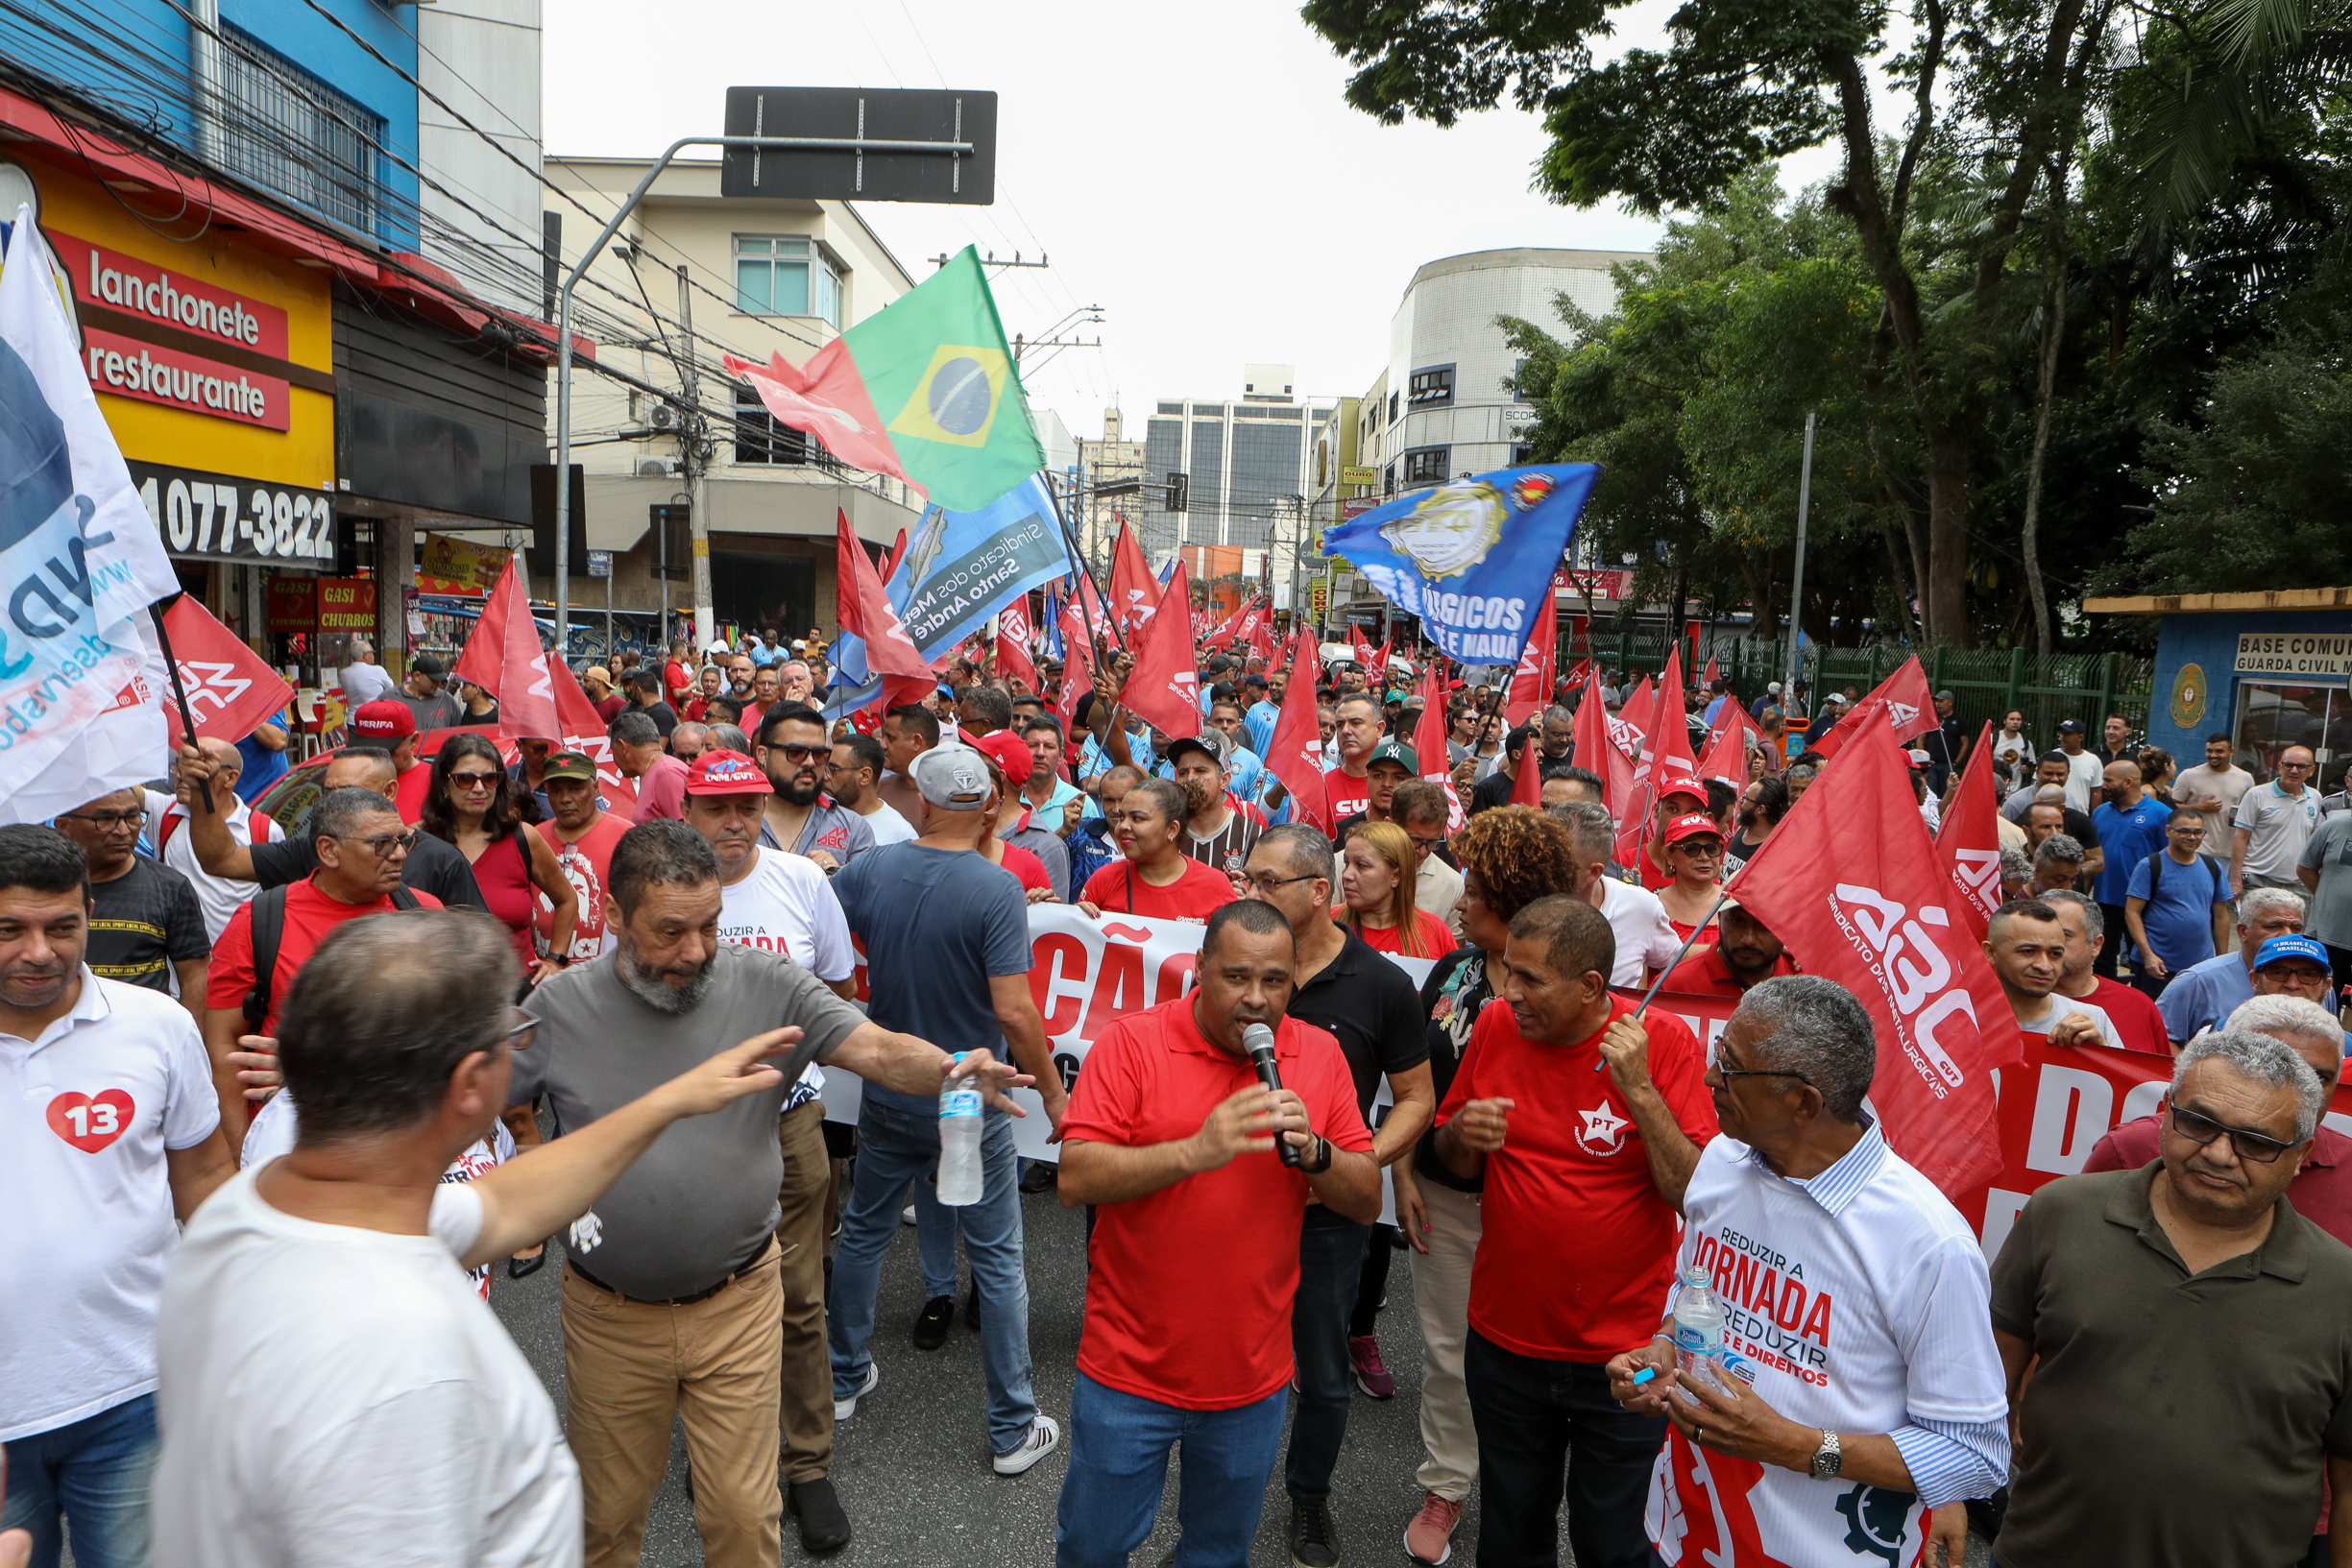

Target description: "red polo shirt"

left=1062, top=996, right=1373, bottom=1409
left=1661, top=945, right=1797, bottom=998
left=1436, top=994, right=1717, bottom=1362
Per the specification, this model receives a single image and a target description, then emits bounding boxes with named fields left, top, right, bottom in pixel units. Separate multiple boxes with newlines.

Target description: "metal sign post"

left=554, top=101, right=992, bottom=667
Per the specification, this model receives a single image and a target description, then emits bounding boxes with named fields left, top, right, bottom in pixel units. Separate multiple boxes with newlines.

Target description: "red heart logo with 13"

left=48, top=1090, right=135, bottom=1153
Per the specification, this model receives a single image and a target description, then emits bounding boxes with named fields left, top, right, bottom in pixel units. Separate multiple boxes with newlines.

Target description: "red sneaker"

left=1347, top=1333, right=1395, bottom=1398
left=1405, top=1492, right=1465, bottom=1565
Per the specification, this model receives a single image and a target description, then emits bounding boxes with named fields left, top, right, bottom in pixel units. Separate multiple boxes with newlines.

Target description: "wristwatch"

left=1808, top=1429, right=1843, bottom=1480
left=1302, top=1134, right=1333, bottom=1173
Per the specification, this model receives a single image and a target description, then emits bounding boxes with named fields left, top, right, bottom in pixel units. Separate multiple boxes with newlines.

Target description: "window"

left=219, top=27, right=383, bottom=234
left=1408, top=364, right=1456, bottom=409
left=2232, top=682, right=2352, bottom=794
left=1401, top=446, right=1451, bottom=486
left=1383, top=463, right=1396, bottom=496
left=735, top=235, right=843, bottom=326
left=734, top=387, right=809, bottom=466
left=1512, top=443, right=1536, bottom=466
left=1157, top=401, right=1184, bottom=415
left=1387, top=391, right=1399, bottom=423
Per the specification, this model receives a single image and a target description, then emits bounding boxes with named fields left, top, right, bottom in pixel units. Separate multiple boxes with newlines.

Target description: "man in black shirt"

left=174, top=745, right=487, bottom=910
left=1238, top=825, right=1436, bottom=1568
left=627, top=668, right=679, bottom=738
left=1468, top=726, right=1538, bottom=815
left=1920, top=689, right=1970, bottom=795
left=53, top=787, right=208, bottom=1020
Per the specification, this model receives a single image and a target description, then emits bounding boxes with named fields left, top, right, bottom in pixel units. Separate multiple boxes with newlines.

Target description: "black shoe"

left=787, top=1477, right=852, bottom=1555
left=1290, top=1496, right=1340, bottom=1568
left=506, top=1247, right=546, bottom=1280
left=964, top=1278, right=982, bottom=1331
left=1019, top=1163, right=1057, bottom=1194
left=912, top=1294, right=954, bottom=1351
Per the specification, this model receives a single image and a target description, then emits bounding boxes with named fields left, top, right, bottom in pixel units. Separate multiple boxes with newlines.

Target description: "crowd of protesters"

left=8, top=616, right=2352, bottom=1568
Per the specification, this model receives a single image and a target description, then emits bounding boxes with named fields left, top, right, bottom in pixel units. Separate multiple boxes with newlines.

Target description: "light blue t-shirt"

left=1245, top=699, right=1281, bottom=758
left=748, top=641, right=783, bottom=667
left=2154, top=951, right=2255, bottom=1045
left=2123, top=851, right=2232, bottom=972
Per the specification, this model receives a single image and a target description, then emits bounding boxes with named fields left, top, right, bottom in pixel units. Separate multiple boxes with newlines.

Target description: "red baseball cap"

left=1662, top=812, right=1724, bottom=847
left=1657, top=773, right=1707, bottom=808
left=351, top=699, right=415, bottom=740
left=975, top=730, right=1035, bottom=783
left=685, top=748, right=770, bottom=797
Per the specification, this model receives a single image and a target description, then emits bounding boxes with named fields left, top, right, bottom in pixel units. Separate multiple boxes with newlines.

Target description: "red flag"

left=1936, top=722, right=2005, bottom=937
left=1614, top=675, right=1654, bottom=757
left=1107, top=520, right=1163, bottom=635
left=1511, top=726, right=1546, bottom=808
left=996, top=598, right=1040, bottom=690
left=546, top=658, right=639, bottom=814
left=1266, top=623, right=1331, bottom=831
left=836, top=509, right=931, bottom=679
left=1573, top=662, right=1637, bottom=822
left=1700, top=697, right=1766, bottom=785
left=1815, top=657, right=1938, bottom=756
left=725, top=346, right=916, bottom=495
left=1726, top=719, right=2022, bottom=1198
left=1413, top=665, right=1467, bottom=832
left=1618, top=648, right=1696, bottom=864
left=450, top=557, right=560, bottom=742
left=158, top=596, right=294, bottom=746
left=1505, top=617, right=1556, bottom=726
left=1057, top=596, right=1096, bottom=731
left=1701, top=655, right=1720, bottom=689
left=882, top=527, right=909, bottom=579
left=1117, top=560, right=1200, bottom=738
left=1247, top=615, right=1276, bottom=668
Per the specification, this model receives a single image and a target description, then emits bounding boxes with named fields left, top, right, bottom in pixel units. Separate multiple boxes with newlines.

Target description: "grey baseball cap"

left=909, top=742, right=993, bottom=808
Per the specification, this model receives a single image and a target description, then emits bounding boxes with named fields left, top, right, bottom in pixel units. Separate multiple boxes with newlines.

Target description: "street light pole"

left=553, top=131, right=974, bottom=662
left=1784, top=410, right=1816, bottom=705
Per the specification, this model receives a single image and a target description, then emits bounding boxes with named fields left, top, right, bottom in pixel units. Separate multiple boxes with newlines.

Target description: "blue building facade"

left=2109, top=592, right=2352, bottom=800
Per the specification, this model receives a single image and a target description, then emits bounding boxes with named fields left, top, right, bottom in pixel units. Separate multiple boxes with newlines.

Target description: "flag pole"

left=1046, top=481, right=1121, bottom=655
left=148, top=598, right=214, bottom=816
left=1615, top=885, right=1734, bottom=1048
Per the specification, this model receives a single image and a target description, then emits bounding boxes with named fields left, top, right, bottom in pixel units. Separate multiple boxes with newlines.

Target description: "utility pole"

left=677, top=265, right=714, bottom=651
left=1784, top=410, right=1816, bottom=705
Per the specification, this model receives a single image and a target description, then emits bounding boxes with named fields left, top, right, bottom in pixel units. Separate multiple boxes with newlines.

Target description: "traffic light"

left=1166, top=471, right=1188, bottom=512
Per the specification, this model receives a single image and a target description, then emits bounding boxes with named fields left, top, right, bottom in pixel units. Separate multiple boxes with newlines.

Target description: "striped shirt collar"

left=1747, top=1120, right=1889, bottom=1218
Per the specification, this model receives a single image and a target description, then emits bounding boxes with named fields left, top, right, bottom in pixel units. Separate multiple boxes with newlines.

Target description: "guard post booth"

left=2085, top=588, right=2352, bottom=801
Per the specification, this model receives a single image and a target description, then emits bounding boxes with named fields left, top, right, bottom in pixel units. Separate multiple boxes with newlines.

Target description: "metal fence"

left=1578, top=628, right=2157, bottom=748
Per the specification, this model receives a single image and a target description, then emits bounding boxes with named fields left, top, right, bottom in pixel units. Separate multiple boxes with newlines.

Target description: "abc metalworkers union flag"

left=1321, top=464, right=1597, bottom=666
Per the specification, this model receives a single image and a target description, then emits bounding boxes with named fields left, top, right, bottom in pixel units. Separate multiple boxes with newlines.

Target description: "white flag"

left=0, top=205, right=181, bottom=821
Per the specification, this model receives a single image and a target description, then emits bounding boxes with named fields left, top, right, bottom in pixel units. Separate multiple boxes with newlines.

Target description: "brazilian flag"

left=838, top=246, right=1043, bottom=512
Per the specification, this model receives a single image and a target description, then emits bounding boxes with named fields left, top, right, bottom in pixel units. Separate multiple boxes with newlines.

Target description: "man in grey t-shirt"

left=516, top=820, right=1029, bottom=1562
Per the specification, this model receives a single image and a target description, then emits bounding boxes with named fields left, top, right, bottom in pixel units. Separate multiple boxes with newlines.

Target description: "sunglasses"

left=767, top=743, right=826, bottom=764
left=2170, top=1102, right=2298, bottom=1164
left=343, top=831, right=421, bottom=856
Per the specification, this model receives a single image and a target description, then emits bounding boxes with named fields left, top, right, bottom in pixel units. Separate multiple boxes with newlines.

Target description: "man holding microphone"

left=1053, top=899, right=1380, bottom=1568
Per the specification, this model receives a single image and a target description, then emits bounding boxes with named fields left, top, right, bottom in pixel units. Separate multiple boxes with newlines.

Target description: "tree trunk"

left=1925, top=429, right=1974, bottom=647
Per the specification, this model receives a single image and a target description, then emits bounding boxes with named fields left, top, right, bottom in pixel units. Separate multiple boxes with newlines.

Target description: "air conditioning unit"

left=635, top=458, right=677, bottom=478
left=649, top=404, right=677, bottom=429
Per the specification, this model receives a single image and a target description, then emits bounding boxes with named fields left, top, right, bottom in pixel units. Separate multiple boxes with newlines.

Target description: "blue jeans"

left=830, top=1097, right=1038, bottom=1454
left=1055, top=1372, right=1288, bottom=1568
left=1, top=1392, right=157, bottom=1568
left=914, top=1157, right=960, bottom=1299
left=1284, top=1216, right=1370, bottom=1502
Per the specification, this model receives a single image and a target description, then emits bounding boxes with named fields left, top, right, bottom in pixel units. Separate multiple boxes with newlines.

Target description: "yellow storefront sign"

left=420, top=533, right=514, bottom=593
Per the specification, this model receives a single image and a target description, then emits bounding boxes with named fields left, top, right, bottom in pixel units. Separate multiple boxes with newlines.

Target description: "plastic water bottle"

left=937, top=1051, right=983, bottom=1206
left=1670, top=1266, right=1730, bottom=1401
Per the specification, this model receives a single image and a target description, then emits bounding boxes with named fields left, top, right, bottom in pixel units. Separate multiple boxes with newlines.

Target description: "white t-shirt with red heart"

left=1, top=968, right=221, bottom=1441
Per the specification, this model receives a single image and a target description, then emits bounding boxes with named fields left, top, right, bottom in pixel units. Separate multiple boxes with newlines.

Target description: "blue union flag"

left=1321, top=464, right=1597, bottom=666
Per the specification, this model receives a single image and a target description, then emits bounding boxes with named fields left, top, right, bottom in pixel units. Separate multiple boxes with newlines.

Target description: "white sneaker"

left=992, top=1413, right=1061, bottom=1476
left=901, top=1204, right=917, bottom=1226
left=833, top=1362, right=879, bottom=1422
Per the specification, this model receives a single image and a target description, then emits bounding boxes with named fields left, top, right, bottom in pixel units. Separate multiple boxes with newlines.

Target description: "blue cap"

left=2255, top=934, right=2332, bottom=971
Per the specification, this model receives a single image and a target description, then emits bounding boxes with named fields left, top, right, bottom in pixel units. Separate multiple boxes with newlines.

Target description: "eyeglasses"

left=2170, top=1102, right=2297, bottom=1164
left=449, top=771, right=501, bottom=790
left=1714, top=1058, right=1814, bottom=1089
left=767, top=743, right=826, bottom=764
left=58, top=808, right=147, bottom=831
left=342, top=831, right=420, bottom=856
left=2281, top=761, right=2315, bottom=771
left=1240, top=871, right=1321, bottom=896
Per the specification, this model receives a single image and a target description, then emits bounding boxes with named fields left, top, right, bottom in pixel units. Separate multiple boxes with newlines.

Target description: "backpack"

left=243, top=880, right=422, bottom=1028
left=2144, top=848, right=2229, bottom=910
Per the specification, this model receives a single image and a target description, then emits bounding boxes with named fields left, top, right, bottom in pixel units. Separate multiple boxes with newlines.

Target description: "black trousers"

left=2095, top=902, right=2128, bottom=979
left=1465, top=1327, right=1665, bottom=1568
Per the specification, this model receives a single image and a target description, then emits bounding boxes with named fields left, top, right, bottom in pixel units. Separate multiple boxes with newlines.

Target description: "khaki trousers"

left=1411, top=1178, right=1484, bottom=1502
left=562, top=1241, right=784, bottom=1568
left=774, top=1099, right=834, bottom=1482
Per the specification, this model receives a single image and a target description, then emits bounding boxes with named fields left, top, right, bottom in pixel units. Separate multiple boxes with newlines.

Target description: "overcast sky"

left=544, top=0, right=1846, bottom=443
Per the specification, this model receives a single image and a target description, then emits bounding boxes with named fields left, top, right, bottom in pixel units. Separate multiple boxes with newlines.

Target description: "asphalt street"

left=490, top=1180, right=1463, bottom=1567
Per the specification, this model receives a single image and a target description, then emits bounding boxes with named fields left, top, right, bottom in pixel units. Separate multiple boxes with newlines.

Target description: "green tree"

left=1301, top=0, right=2122, bottom=646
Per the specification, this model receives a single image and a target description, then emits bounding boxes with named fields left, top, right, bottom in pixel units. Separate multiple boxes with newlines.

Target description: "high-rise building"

left=1070, top=407, right=1144, bottom=568
left=1133, top=368, right=1334, bottom=587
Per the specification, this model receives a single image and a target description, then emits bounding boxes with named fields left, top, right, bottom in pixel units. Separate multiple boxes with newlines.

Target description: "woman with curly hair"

left=1394, top=805, right=1581, bottom=1565
left=1336, top=821, right=1456, bottom=958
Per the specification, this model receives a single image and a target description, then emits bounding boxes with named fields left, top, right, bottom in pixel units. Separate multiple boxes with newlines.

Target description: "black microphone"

left=1243, top=1023, right=1303, bottom=1169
